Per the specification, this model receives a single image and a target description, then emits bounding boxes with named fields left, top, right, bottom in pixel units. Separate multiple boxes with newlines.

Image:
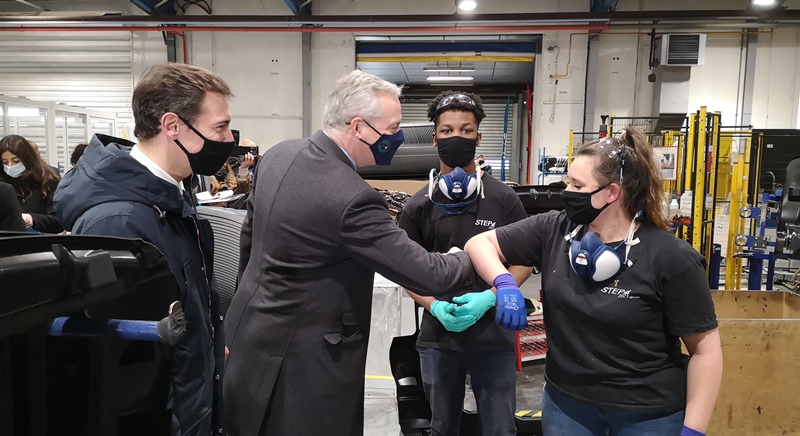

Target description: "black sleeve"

left=397, top=198, right=424, bottom=247
left=662, top=259, right=719, bottom=337
left=495, top=211, right=555, bottom=267
left=0, top=183, right=25, bottom=231
left=31, top=183, right=64, bottom=233
left=505, top=193, right=528, bottom=225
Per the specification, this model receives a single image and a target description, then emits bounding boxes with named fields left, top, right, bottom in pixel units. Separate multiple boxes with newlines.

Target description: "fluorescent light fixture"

left=8, top=107, right=41, bottom=117
left=426, top=76, right=474, bottom=82
left=752, top=0, right=775, bottom=4
left=458, top=0, right=477, bottom=11
left=423, top=67, right=475, bottom=73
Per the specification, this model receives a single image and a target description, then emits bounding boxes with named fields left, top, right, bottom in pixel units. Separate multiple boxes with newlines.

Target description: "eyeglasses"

left=597, top=136, right=626, bottom=184
left=597, top=136, right=625, bottom=160
left=436, top=94, right=476, bottom=112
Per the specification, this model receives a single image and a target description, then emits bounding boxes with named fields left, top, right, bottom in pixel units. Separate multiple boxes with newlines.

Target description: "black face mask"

left=175, top=115, right=236, bottom=176
left=561, top=185, right=610, bottom=224
left=436, top=135, right=477, bottom=169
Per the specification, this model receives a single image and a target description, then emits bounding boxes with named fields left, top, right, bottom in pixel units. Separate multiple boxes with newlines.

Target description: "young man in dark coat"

left=223, top=70, right=477, bottom=436
left=55, top=63, right=234, bottom=436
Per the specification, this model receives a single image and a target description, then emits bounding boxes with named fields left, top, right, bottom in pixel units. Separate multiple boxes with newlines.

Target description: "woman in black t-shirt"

left=465, top=126, right=722, bottom=436
left=0, top=134, right=63, bottom=233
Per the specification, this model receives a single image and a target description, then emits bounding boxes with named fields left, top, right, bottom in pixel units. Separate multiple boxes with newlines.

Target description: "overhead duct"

left=0, top=10, right=799, bottom=31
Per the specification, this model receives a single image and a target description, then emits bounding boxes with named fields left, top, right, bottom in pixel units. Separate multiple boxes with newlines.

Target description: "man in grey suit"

left=224, top=71, right=478, bottom=435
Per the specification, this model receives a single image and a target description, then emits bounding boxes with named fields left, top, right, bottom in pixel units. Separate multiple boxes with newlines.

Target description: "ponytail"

left=575, top=125, right=669, bottom=230
left=619, top=126, right=669, bottom=230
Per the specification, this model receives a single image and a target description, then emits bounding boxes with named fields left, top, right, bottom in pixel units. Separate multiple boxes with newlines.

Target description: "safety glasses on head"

left=436, top=94, right=476, bottom=113
left=597, top=136, right=626, bottom=185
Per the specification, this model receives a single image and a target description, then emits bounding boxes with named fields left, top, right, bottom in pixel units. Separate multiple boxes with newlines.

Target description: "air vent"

left=660, top=34, right=706, bottom=66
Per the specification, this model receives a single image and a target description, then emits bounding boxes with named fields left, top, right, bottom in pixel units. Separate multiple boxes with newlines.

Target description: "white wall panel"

left=0, top=32, right=134, bottom=126
left=187, top=0, right=301, bottom=150
left=310, top=33, right=357, bottom=135
left=201, top=32, right=304, bottom=148
left=587, top=34, right=640, bottom=131
left=752, top=28, right=800, bottom=129
left=688, top=34, right=745, bottom=126
left=534, top=31, right=587, bottom=175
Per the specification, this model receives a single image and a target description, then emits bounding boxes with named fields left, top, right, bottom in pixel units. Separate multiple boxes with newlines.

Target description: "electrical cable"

left=550, top=46, right=560, bottom=124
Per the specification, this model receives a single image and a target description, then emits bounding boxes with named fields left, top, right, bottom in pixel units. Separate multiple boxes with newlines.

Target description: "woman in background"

left=0, top=134, right=63, bottom=233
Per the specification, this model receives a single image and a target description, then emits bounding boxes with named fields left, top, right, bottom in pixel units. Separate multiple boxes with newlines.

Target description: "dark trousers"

left=418, top=346, right=517, bottom=436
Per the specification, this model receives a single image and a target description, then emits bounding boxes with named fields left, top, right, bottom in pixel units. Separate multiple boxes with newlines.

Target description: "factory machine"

left=737, top=157, right=800, bottom=290
left=0, top=233, right=182, bottom=436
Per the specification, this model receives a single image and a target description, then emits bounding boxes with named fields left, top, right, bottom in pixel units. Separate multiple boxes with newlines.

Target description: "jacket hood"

left=55, top=134, right=192, bottom=230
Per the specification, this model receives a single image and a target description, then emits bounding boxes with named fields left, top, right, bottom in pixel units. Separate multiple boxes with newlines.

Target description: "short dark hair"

left=132, top=63, right=233, bottom=141
left=70, top=143, right=88, bottom=165
left=427, top=91, right=486, bottom=127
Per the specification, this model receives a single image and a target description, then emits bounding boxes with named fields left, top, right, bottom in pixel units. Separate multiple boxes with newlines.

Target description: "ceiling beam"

left=282, top=0, right=311, bottom=16
left=128, top=0, right=175, bottom=16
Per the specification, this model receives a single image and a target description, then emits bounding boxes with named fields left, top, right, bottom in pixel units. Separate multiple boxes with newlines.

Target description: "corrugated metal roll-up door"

left=0, top=31, right=134, bottom=135
left=401, top=101, right=517, bottom=181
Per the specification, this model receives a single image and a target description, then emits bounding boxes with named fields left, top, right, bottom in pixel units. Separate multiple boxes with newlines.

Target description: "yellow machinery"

left=722, top=130, right=757, bottom=290
left=608, top=110, right=761, bottom=289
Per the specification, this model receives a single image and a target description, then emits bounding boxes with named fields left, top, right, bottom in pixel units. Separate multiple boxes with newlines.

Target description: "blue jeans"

left=418, top=346, right=517, bottom=436
left=542, top=384, right=685, bottom=436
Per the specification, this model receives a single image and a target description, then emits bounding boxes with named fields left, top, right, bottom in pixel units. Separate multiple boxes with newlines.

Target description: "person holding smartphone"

left=211, top=133, right=256, bottom=195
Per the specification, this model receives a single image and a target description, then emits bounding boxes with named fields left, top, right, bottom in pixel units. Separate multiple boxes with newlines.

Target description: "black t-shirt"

left=495, top=210, right=718, bottom=413
left=398, top=174, right=528, bottom=351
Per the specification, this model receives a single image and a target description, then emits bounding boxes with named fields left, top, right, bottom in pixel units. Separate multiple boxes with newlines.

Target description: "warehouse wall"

left=752, top=27, right=800, bottom=129
left=188, top=0, right=303, bottom=148
left=3, top=0, right=800, bottom=177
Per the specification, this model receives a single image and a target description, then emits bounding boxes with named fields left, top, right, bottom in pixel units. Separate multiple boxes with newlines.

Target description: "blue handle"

left=47, top=317, right=160, bottom=342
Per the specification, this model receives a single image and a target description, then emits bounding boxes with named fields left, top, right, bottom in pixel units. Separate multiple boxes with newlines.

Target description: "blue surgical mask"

left=3, top=162, right=25, bottom=178
left=358, top=120, right=405, bottom=166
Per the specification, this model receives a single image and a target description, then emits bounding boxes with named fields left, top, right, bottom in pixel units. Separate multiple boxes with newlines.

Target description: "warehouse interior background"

left=1, top=0, right=799, bottom=183
left=2, top=1, right=800, bottom=435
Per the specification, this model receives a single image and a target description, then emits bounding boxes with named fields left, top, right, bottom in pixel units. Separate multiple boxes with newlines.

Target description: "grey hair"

left=323, top=70, right=403, bottom=130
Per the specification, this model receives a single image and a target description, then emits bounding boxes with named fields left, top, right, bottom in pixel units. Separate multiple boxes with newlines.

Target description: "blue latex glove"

left=493, top=273, right=527, bottom=331
left=430, top=300, right=477, bottom=333
left=681, top=426, right=704, bottom=436
left=452, top=289, right=496, bottom=320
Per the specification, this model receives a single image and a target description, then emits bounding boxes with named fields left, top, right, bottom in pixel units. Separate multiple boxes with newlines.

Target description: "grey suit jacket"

left=224, top=130, right=475, bottom=436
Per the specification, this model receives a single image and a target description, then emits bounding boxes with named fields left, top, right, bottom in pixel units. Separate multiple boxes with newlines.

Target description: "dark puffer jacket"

left=54, top=133, right=225, bottom=436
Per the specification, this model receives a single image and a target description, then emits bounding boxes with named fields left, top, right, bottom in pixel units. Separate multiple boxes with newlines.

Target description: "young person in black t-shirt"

left=464, top=126, right=722, bottom=436
left=398, top=91, right=532, bottom=436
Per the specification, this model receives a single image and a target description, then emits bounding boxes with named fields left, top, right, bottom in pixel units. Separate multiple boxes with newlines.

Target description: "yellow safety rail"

left=568, top=129, right=574, bottom=164
left=692, top=108, right=707, bottom=254
left=724, top=133, right=753, bottom=290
